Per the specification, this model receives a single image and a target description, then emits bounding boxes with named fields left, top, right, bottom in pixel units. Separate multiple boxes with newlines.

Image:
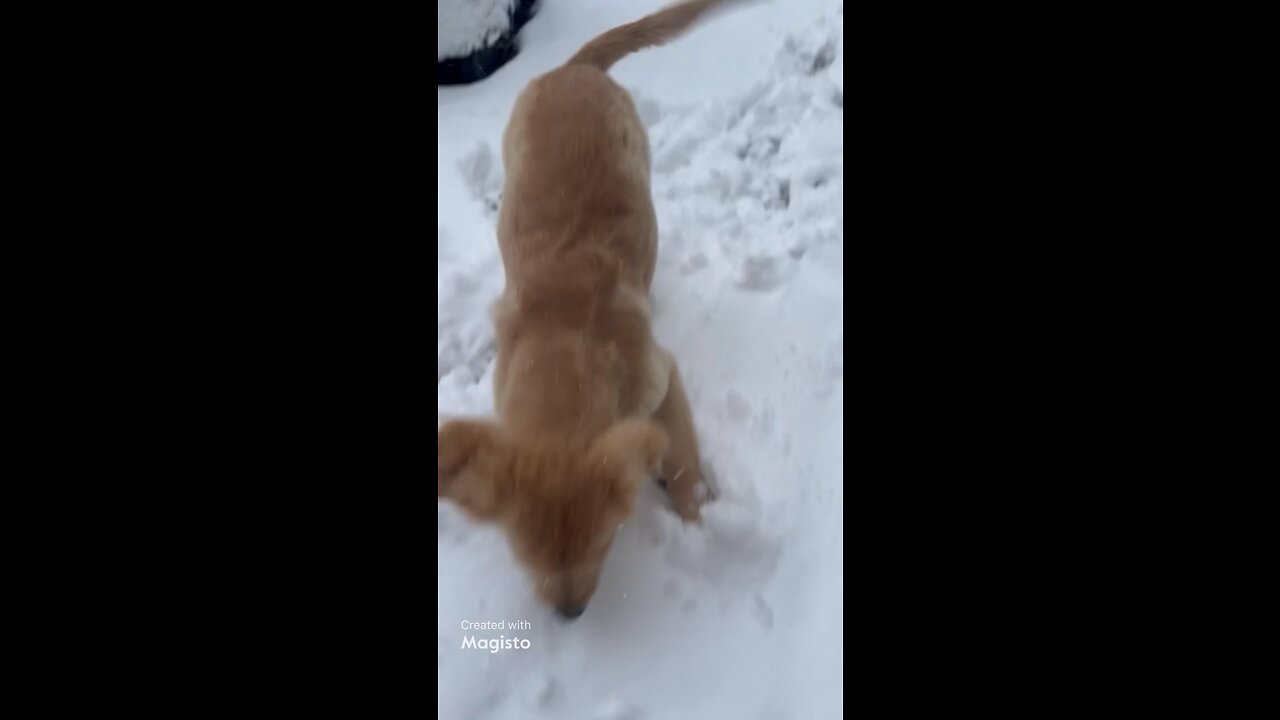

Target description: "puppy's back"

left=499, top=64, right=656, bottom=296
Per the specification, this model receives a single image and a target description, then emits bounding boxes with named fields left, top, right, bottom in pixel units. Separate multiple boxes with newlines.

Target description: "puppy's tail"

left=566, top=0, right=741, bottom=71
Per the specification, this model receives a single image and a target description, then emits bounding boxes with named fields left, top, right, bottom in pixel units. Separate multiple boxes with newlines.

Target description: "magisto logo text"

left=461, top=635, right=532, bottom=654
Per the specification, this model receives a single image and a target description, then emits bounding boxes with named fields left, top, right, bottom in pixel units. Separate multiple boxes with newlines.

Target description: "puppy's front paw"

left=669, top=481, right=708, bottom=524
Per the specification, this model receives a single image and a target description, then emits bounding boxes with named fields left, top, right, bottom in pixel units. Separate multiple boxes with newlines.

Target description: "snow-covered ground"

left=438, top=1, right=843, bottom=717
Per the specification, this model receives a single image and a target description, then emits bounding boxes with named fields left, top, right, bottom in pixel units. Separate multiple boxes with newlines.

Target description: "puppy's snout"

left=556, top=603, right=587, bottom=620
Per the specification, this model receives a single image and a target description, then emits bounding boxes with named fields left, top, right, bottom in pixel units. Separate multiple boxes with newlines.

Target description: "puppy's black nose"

left=556, top=604, right=586, bottom=620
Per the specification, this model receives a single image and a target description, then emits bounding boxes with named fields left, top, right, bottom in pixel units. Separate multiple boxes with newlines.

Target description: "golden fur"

left=439, top=0, right=725, bottom=617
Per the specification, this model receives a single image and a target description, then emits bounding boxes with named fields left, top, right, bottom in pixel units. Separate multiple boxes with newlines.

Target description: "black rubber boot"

left=438, top=0, right=540, bottom=86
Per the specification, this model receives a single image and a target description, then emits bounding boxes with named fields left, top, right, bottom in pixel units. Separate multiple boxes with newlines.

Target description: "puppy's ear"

left=438, top=420, right=507, bottom=520
left=593, top=420, right=669, bottom=509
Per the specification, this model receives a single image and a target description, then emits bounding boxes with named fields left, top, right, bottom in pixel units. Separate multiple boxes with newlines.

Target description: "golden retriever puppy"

left=439, top=0, right=729, bottom=620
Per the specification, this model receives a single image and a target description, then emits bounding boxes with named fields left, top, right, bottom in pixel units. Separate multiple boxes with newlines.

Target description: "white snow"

left=438, top=1, right=844, bottom=717
left=438, top=0, right=518, bottom=61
